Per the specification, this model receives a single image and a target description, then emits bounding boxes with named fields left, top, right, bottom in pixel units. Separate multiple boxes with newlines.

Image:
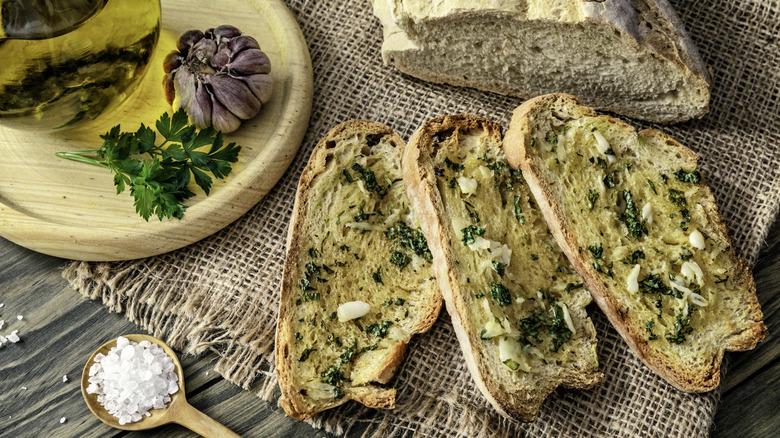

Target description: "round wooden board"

left=0, top=0, right=313, bottom=261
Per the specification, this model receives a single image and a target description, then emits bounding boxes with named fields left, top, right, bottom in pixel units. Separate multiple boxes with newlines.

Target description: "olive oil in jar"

left=0, top=0, right=161, bottom=130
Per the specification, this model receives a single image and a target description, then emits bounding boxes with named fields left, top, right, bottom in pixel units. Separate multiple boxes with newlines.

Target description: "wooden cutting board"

left=0, top=0, right=313, bottom=261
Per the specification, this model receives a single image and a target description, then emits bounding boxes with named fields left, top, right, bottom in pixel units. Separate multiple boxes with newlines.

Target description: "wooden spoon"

left=81, top=334, right=241, bottom=437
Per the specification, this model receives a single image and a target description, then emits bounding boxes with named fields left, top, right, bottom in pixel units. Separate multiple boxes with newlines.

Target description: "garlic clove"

left=212, top=50, right=230, bottom=70
left=177, top=30, right=204, bottom=55
left=228, top=35, right=260, bottom=53
left=214, top=25, right=241, bottom=39
left=209, top=74, right=260, bottom=120
left=187, top=82, right=213, bottom=129
left=172, top=67, right=197, bottom=111
left=227, top=49, right=271, bottom=75
left=242, top=74, right=273, bottom=103
left=211, top=96, right=241, bottom=133
left=192, top=39, right=217, bottom=66
left=162, top=51, right=181, bottom=74
left=162, top=74, right=176, bottom=105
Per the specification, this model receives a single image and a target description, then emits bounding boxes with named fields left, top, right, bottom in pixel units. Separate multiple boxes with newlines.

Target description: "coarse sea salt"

left=86, top=336, right=179, bottom=425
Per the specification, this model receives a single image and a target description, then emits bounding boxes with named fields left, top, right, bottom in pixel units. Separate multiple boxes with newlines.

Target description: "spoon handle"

left=175, top=401, right=242, bottom=438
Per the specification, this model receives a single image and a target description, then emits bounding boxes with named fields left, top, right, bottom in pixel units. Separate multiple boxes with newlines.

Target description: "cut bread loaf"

left=372, top=0, right=711, bottom=124
left=403, top=114, right=602, bottom=421
left=275, top=121, right=442, bottom=420
left=504, top=94, right=767, bottom=392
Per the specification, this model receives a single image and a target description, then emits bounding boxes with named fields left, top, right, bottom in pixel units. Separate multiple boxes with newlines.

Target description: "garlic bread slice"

left=276, top=121, right=441, bottom=420
left=505, top=94, right=767, bottom=392
left=403, top=114, right=602, bottom=422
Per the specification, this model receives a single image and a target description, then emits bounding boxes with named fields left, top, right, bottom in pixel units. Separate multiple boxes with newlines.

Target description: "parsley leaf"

left=56, top=108, right=241, bottom=221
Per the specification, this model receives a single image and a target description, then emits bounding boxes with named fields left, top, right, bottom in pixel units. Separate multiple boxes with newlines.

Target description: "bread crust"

left=403, top=114, right=602, bottom=421
left=275, top=120, right=442, bottom=420
left=505, top=94, right=767, bottom=392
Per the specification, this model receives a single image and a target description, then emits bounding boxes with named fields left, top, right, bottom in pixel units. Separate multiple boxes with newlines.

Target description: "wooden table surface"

left=0, top=215, right=778, bottom=437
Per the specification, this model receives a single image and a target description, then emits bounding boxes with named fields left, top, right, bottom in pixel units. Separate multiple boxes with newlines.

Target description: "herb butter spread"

left=431, top=124, right=598, bottom=377
left=279, top=123, right=439, bottom=419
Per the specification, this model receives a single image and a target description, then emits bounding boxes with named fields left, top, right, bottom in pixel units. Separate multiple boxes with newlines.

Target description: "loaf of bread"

left=372, top=0, right=710, bottom=124
left=275, top=121, right=441, bottom=420
left=403, top=114, right=602, bottom=421
left=504, top=94, right=767, bottom=392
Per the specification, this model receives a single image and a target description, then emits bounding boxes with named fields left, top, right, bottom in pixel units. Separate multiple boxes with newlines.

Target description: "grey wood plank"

left=721, top=216, right=780, bottom=392
left=712, top=356, right=780, bottom=438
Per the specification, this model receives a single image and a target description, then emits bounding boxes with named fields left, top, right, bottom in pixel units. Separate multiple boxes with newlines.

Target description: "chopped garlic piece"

left=593, top=130, right=612, bottom=155
left=482, top=319, right=506, bottom=339
left=457, top=177, right=478, bottom=195
left=671, top=283, right=693, bottom=294
left=489, top=241, right=512, bottom=265
left=498, top=337, right=531, bottom=372
left=681, top=261, right=704, bottom=285
left=515, top=296, right=525, bottom=304
left=306, top=382, right=337, bottom=400
left=383, top=209, right=400, bottom=227
left=452, top=217, right=470, bottom=233
left=468, top=236, right=491, bottom=251
left=689, top=292, right=709, bottom=307
left=689, top=229, right=706, bottom=250
left=478, top=166, right=493, bottom=179
left=626, top=264, right=641, bottom=293
left=337, top=301, right=370, bottom=322
left=561, top=303, right=576, bottom=335
left=642, top=203, right=653, bottom=224
left=344, top=222, right=382, bottom=231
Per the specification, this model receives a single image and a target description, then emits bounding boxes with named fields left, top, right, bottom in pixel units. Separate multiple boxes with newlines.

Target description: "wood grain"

left=0, top=0, right=313, bottom=261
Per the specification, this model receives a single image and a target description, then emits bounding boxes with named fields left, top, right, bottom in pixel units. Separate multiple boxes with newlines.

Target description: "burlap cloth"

left=63, top=1, right=780, bottom=437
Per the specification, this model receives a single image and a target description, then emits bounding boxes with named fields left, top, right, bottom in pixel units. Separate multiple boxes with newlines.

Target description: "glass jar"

left=0, top=0, right=161, bottom=131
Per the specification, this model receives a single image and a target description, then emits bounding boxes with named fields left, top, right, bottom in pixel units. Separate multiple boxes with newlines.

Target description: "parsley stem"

left=54, top=151, right=108, bottom=168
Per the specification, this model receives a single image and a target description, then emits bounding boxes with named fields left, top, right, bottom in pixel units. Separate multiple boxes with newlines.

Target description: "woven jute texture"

left=64, top=0, right=780, bottom=437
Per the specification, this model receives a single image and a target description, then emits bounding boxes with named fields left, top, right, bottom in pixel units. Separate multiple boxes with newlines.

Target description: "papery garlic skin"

left=162, top=25, right=273, bottom=133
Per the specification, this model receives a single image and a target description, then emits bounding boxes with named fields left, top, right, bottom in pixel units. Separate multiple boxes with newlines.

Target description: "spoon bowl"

left=81, top=334, right=240, bottom=437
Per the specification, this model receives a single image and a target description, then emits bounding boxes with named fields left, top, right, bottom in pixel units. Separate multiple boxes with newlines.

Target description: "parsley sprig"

left=56, top=109, right=241, bottom=221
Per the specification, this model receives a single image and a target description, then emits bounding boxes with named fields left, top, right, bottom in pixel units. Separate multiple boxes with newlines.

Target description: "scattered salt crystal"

left=16, top=315, right=22, bottom=321
left=21, top=386, right=27, bottom=390
left=0, top=320, right=4, bottom=329
left=62, top=375, right=69, bottom=383
left=7, top=330, right=20, bottom=343
left=59, top=417, right=67, bottom=424
left=0, top=303, right=4, bottom=308
left=86, top=336, right=179, bottom=425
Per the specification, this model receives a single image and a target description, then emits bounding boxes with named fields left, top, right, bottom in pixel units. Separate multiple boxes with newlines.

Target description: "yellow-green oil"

left=0, top=0, right=160, bottom=130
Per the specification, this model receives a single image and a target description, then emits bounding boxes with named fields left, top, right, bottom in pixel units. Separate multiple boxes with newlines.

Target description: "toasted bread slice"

left=372, top=0, right=710, bottom=123
left=403, top=114, right=602, bottom=422
left=504, top=94, right=767, bottom=392
left=275, top=121, right=442, bottom=420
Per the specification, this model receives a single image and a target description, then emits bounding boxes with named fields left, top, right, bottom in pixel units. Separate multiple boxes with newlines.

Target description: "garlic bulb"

left=162, top=25, right=273, bottom=133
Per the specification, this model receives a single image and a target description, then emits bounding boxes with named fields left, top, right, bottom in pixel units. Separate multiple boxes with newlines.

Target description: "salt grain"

left=0, top=303, right=4, bottom=308
left=0, top=320, right=4, bottom=329
left=62, top=375, right=68, bottom=383
left=59, top=417, right=66, bottom=424
left=16, top=315, right=22, bottom=320
left=86, top=336, right=179, bottom=425
left=7, top=330, right=20, bottom=343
